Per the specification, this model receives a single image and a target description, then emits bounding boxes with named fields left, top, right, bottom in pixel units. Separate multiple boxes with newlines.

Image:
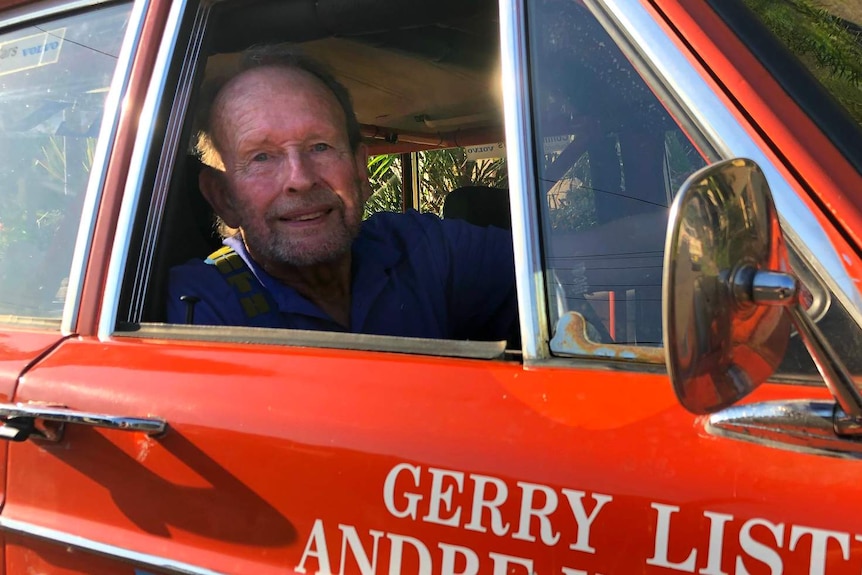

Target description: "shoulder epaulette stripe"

left=204, top=247, right=273, bottom=318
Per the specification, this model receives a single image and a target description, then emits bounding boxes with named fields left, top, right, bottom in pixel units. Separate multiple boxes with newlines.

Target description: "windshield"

left=736, top=0, right=862, bottom=382
left=743, top=0, right=861, bottom=129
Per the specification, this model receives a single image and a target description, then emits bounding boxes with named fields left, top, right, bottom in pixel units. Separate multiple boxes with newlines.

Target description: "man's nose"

left=280, top=150, right=317, bottom=192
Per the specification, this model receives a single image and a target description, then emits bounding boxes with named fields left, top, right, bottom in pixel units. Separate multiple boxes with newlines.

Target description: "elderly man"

left=167, top=46, right=518, bottom=342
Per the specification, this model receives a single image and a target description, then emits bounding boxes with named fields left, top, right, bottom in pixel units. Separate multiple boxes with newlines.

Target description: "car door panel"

left=3, top=335, right=859, bottom=574
left=0, top=330, right=61, bottom=388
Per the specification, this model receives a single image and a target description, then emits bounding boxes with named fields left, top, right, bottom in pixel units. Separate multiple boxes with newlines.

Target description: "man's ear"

left=199, top=167, right=241, bottom=229
left=354, top=143, right=372, bottom=203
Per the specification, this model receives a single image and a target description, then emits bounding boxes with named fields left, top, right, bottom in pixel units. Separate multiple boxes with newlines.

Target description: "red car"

left=0, top=0, right=860, bottom=573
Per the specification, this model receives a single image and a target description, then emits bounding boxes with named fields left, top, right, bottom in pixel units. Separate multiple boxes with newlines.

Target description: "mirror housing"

left=663, top=158, right=862, bottom=420
left=663, top=158, right=792, bottom=414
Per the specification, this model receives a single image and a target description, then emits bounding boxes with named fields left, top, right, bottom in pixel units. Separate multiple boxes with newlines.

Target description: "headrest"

left=443, top=186, right=510, bottom=229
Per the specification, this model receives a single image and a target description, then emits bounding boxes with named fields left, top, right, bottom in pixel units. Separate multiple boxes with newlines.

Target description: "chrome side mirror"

left=663, top=158, right=862, bottom=418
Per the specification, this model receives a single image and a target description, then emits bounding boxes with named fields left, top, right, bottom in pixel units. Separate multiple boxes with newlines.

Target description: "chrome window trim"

left=587, top=0, right=862, bottom=337
left=0, top=0, right=109, bottom=29
left=99, top=0, right=196, bottom=339
left=125, top=1, right=209, bottom=322
left=60, top=0, right=149, bottom=334
left=499, top=0, right=551, bottom=361
left=0, top=516, right=227, bottom=575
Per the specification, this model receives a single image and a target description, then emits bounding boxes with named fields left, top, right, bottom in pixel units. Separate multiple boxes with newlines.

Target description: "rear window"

left=0, top=2, right=131, bottom=320
left=365, top=147, right=507, bottom=218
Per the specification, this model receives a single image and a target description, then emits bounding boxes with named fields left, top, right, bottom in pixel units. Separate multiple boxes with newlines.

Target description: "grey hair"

left=194, top=44, right=363, bottom=169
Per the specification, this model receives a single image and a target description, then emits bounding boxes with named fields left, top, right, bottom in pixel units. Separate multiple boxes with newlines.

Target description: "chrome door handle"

left=0, top=402, right=167, bottom=442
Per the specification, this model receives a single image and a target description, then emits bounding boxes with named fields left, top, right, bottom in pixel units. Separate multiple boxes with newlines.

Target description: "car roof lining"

left=201, top=0, right=504, bottom=144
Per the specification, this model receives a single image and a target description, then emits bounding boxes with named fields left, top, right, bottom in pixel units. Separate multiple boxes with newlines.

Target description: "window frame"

left=100, top=0, right=200, bottom=336
left=603, top=0, right=862, bottom=349
left=100, top=0, right=522, bottom=361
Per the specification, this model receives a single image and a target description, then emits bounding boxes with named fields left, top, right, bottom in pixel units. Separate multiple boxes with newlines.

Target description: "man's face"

left=207, top=66, right=369, bottom=270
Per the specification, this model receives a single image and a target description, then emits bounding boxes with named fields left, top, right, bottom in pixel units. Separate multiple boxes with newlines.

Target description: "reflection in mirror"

left=665, top=158, right=862, bottom=419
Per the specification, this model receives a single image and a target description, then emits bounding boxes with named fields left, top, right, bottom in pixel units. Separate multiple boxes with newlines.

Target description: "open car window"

left=114, top=0, right=521, bottom=359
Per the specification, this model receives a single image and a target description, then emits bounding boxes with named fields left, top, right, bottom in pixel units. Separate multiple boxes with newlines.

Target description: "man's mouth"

left=280, top=208, right=332, bottom=222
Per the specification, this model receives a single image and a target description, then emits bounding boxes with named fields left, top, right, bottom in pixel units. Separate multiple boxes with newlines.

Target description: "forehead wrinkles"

left=210, top=67, right=348, bottom=153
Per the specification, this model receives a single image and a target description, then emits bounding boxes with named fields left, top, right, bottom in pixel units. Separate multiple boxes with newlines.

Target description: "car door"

left=1, top=0, right=862, bottom=574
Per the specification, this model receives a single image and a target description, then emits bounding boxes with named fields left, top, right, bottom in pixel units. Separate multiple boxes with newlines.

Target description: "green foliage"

left=35, top=136, right=97, bottom=184
left=543, top=129, right=702, bottom=232
left=35, top=137, right=67, bottom=183
left=0, top=136, right=96, bottom=285
left=364, top=147, right=508, bottom=218
left=744, top=0, right=862, bottom=125
left=665, top=130, right=704, bottom=194
left=364, top=154, right=402, bottom=218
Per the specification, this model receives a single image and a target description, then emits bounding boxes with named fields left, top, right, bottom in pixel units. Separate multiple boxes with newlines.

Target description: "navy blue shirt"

left=167, top=211, right=518, bottom=341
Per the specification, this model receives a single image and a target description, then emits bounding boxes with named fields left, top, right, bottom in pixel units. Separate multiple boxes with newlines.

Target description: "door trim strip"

left=0, top=517, right=227, bottom=575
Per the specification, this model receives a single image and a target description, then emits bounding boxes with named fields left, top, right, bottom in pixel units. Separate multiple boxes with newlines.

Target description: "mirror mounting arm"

left=738, top=265, right=862, bottom=427
left=786, top=304, right=862, bottom=427
left=834, top=406, right=862, bottom=436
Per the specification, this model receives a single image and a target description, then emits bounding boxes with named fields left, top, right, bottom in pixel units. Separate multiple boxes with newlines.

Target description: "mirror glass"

left=663, top=158, right=792, bottom=413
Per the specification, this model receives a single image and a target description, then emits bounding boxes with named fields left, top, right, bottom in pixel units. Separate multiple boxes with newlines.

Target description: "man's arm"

left=439, top=218, right=519, bottom=343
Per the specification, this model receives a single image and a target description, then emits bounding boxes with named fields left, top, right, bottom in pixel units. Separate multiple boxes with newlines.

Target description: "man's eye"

left=252, top=152, right=270, bottom=162
left=311, top=143, right=332, bottom=153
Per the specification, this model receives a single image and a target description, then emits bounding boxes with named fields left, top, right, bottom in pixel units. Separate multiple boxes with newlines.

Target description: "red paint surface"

left=0, top=330, right=62, bottom=390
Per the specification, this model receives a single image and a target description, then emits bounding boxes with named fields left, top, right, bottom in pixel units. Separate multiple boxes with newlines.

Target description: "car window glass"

left=527, top=0, right=706, bottom=357
left=0, top=2, right=131, bottom=321
left=775, top=248, right=862, bottom=380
